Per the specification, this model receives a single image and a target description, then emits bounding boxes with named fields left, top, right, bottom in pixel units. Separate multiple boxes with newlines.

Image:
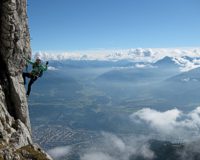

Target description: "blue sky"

left=28, top=0, right=200, bottom=51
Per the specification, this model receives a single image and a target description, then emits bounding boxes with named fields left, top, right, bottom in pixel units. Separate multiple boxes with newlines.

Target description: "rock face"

left=0, top=0, right=52, bottom=159
left=0, top=0, right=31, bottom=148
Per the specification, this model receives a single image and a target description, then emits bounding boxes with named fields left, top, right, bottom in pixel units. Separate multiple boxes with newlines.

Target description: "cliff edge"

left=0, top=0, right=52, bottom=159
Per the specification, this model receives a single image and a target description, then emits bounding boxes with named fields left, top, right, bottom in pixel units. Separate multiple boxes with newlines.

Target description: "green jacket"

left=24, top=57, right=48, bottom=77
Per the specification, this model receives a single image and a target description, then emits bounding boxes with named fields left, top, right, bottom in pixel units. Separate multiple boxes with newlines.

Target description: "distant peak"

left=154, top=56, right=177, bottom=66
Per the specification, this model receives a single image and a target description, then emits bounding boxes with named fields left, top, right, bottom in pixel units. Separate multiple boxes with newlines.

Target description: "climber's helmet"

left=35, top=57, right=41, bottom=64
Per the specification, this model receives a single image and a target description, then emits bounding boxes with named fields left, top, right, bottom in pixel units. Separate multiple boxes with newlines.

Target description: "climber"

left=22, top=56, right=48, bottom=97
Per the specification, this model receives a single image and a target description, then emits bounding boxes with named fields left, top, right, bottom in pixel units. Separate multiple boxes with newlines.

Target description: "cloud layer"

left=47, top=107, right=200, bottom=159
left=47, top=146, right=71, bottom=159
left=131, top=107, right=200, bottom=141
left=80, top=132, right=154, bottom=160
left=33, top=48, right=200, bottom=71
left=33, top=48, right=200, bottom=61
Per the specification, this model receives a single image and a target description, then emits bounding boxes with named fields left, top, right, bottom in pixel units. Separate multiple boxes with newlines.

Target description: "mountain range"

left=31, top=55, right=200, bottom=109
left=35, top=48, right=200, bottom=71
left=28, top=55, right=200, bottom=159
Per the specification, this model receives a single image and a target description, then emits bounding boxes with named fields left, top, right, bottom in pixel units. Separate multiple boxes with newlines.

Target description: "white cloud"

left=140, top=144, right=155, bottom=159
left=131, top=108, right=181, bottom=134
left=101, top=132, right=126, bottom=152
left=135, top=63, right=146, bottom=68
left=130, top=107, right=200, bottom=141
left=47, top=66, right=58, bottom=71
left=173, top=57, right=200, bottom=72
left=47, top=146, right=71, bottom=159
left=33, top=48, right=200, bottom=71
left=33, top=48, right=200, bottom=61
left=81, top=132, right=154, bottom=160
left=135, top=63, right=154, bottom=68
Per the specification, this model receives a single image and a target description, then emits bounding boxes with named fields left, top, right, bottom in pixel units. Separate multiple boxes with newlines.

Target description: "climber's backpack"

left=32, top=63, right=43, bottom=78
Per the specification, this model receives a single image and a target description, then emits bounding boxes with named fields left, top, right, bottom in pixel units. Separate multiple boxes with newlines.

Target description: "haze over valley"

left=27, top=48, right=200, bottom=160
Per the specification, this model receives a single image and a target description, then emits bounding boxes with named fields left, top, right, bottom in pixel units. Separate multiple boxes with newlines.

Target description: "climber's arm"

left=41, top=61, right=48, bottom=71
left=23, top=56, right=34, bottom=65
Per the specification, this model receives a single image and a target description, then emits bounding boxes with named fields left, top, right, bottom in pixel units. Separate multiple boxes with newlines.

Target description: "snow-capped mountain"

left=33, top=48, right=200, bottom=72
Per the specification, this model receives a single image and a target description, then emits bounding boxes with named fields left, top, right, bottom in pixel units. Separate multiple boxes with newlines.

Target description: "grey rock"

left=0, top=0, right=52, bottom=159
